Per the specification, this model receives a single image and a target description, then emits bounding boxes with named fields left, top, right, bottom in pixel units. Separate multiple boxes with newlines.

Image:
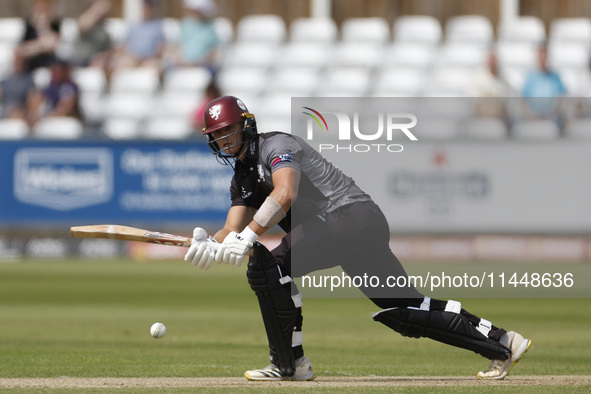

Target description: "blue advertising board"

left=0, top=140, right=233, bottom=229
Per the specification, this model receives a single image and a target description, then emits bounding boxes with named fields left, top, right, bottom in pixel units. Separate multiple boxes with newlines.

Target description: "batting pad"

left=373, top=308, right=511, bottom=360
left=247, top=242, right=298, bottom=376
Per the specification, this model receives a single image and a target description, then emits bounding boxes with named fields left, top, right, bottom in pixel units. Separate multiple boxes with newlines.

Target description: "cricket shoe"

left=244, top=356, right=316, bottom=381
left=477, top=331, right=532, bottom=380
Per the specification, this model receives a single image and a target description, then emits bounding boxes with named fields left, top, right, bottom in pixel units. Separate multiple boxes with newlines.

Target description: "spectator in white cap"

left=167, top=0, right=220, bottom=73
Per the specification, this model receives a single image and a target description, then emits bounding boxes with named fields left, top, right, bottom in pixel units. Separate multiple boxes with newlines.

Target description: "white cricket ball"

left=150, top=322, right=167, bottom=339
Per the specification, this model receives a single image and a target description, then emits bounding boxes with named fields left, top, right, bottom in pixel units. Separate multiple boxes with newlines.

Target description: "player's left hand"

left=215, top=228, right=258, bottom=266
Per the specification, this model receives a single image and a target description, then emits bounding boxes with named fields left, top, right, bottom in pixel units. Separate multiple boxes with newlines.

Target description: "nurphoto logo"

left=302, top=107, right=418, bottom=153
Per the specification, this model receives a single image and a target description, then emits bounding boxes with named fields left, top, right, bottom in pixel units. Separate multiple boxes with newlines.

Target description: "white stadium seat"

left=73, top=67, right=107, bottom=96
left=0, top=18, right=25, bottom=45
left=150, top=93, right=201, bottom=118
left=163, top=17, right=180, bottom=43
left=426, top=66, right=478, bottom=96
left=274, top=42, right=332, bottom=69
left=102, top=118, right=141, bottom=140
left=331, top=42, right=383, bottom=69
left=371, top=68, right=426, bottom=97
left=143, top=116, right=193, bottom=140
left=549, top=18, right=591, bottom=46
left=214, top=17, right=234, bottom=45
left=79, top=94, right=104, bottom=124
left=163, top=67, right=211, bottom=94
left=32, top=67, right=51, bottom=89
left=498, top=16, right=546, bottom=44
left=221, top=42, right=279, bottom=70
left=0, top=43, right=15, bottom=77
left=110, top=67, right=160, bottom=95
left=547, top=43, right=590, bottom=71
left=255, top=115, right=292, bottom=134
left=216, top=67, right=268, bottom=97
left=445, top=15, right=494, bottom=46
left=257, top=93, right=292, bottom=118
left=267, top=67, right=322, bottom=96
left=0, top=118, right=29, bottom=139
left=383, top=43, right=433, bottom=69
left=496, top=42, right=539, bottom=92
left=315, top=68, right=371, bottom=96
left=105, top=18, right=128, bottom=44
left=33, top=117, right=84, bottom=139
left=289, top=17, right=338, bottom=43
left=103, top=93, right=153, bottom=120
left=341, top=17, right=390, bottom=44
left=434, top=43, right=488, bottom=69
left=393, top=15, right=442, bottom=46
left=236, top=15, right=286, bottom=43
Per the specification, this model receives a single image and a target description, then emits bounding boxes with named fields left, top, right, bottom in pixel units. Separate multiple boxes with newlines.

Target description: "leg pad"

left=373, top=307, right=511, bottom=360
left=247, top=243, right=298, bottom=376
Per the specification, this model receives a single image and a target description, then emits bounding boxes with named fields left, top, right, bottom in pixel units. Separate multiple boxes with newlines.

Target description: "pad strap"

left=444, top=300, right=462, bottom=314
left=477, top=318, right=492, bottom=337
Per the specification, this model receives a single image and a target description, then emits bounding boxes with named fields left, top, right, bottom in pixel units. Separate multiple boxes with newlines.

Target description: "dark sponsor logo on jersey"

left=257, top=164, right=265, bottom=181
left=271, top=154, right=292, bottom=168
left=241, top=186, right=252, bottom=199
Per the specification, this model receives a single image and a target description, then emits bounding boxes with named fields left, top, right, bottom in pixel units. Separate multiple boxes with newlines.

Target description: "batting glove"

left=184, top=227, right=217, bottom=270
left=215, top=227, right=258, bottom=266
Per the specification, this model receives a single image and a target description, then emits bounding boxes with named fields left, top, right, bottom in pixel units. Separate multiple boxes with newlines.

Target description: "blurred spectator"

left=69, top=0, right=114, bottom=70
left=515, top=43, right=567, bottom=127
left=0, top=52, right=37, bottom=120
left=192, top=80, right=221, bottom=133
left=16, top=0, right=62, bottom=73
left=522, top=44, right=567, bottom=98
left=111, top=0, right=166, bottom=73
left=469, top=50, right=512, bottom=120
left=167, top=0, right=220, bottom=72
left=470, top=51, right=513, bottom=98
left=28, top=58, right=82, bottom=126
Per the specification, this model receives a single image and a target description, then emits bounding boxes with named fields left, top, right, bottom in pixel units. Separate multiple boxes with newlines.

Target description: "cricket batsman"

left=184, top=96, right=531, bottom=381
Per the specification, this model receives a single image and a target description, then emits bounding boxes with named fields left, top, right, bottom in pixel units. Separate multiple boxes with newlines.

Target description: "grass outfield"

left=0, top=259, right=590, bottom=392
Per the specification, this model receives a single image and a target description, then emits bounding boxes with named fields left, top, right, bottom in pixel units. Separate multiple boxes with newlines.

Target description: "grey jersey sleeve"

left=259, top=133, right=303, bottom=173
left=259, top=133, right=372, bottom=214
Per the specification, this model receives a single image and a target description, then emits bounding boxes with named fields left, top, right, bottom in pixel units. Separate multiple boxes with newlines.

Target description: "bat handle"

left=206, top=239, right=255, bottom=257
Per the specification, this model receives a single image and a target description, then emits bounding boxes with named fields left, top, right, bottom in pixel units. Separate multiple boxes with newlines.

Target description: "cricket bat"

left=70, top=224, right=193, bottom=247
left=70, top=225, right=255, bottom=256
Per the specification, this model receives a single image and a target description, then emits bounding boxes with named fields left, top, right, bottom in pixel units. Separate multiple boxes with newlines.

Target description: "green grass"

left=0, top=259, right=590, bottom=391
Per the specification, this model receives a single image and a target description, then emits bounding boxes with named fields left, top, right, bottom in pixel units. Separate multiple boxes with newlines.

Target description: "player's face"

left=211, top=122, right=244, bottom=156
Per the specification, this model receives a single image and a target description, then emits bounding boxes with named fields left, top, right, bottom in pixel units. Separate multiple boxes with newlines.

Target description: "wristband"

left=240, top=226, right=259, bottom=244
left=253, top=196, right=287, bottom=228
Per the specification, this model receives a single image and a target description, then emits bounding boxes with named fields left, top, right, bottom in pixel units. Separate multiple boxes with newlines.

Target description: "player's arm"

left=214, top=167, right=301, bottom=266
left=247, top=167, right=300, bottom=236
left=214, top=205, right=256, bottom=243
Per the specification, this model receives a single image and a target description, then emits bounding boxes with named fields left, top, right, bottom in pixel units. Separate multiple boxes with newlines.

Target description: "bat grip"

left=206, top=238, right=255, bottom=257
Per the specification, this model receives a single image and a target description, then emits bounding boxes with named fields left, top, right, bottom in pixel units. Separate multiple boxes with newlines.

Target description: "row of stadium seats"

left=0, top=15, right=591, bottom=79
left=4, top=14, right=588, bottom=48
left=3, top=113, right=591, bottom=141
left=2, top=15, right=591, bottom=140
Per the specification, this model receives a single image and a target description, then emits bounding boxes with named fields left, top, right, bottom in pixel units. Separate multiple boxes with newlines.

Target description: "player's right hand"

left=184, top=227, right=217, bottom=270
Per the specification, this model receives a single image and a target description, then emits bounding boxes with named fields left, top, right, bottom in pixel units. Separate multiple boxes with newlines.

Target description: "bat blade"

left=70, top=225, right=192, bottom=247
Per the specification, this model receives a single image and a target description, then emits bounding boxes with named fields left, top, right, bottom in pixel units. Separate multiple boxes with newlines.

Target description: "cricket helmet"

left=202, top=96, right=257, bottom=166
